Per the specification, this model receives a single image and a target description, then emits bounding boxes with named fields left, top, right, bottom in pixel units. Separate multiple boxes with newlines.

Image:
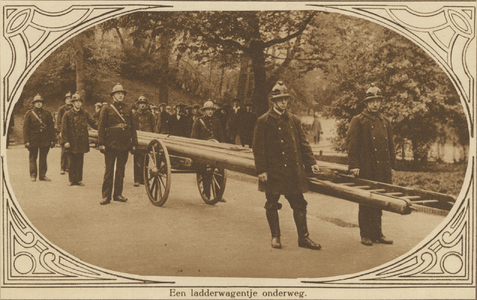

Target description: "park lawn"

left=393, top=164, right=467, bottom=197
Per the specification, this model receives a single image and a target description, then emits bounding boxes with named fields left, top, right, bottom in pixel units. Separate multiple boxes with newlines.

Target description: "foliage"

left=320, top=14, right=468, bottom=163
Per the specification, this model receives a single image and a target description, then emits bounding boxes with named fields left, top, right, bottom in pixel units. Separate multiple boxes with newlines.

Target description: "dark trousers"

left=133, top=152, right=144, bottom=184
left=264, top=192, right=308, bottom=212
left=102, top=150, right=129, bottom=200
left=60, top=145, right=69, bottom=171
left=359, top=204, right=383, bottom=239
left=28, top=146, right=49, bottom=179
left=68, top=153, right=84, bottom=183
left=197, top=164, right=213, bottom=198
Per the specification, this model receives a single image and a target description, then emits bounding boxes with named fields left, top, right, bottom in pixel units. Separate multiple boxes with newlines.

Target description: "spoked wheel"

left=196, top=165, right=227, bottom=205
left=144, top=139, right=171, bottom=206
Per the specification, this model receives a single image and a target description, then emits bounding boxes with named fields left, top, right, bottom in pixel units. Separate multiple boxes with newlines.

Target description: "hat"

left=72, top=93, right=82, bottom=102
left=362, top=83, right=383, bottom=103
left=151, top=105, right=158, bottom=109
left=159, top=103, right=166, bottom=107
left=193, top=104, right=200, bottom=109
left=201, top=100, right=217, bottom=112
left=271, top=81, right=290, bottom=99
left=65, top=92, right=72, bottom=99
left=32, top=94, right=44, bottom=103
left=137, top=95, right=147, bottom=104
left=245, top=102, right=253, bottom=107
left=110, top=83, right=127, bottom=96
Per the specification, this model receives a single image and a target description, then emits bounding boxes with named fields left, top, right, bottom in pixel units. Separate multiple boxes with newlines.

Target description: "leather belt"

left=108, top=123, right=128, bottom=129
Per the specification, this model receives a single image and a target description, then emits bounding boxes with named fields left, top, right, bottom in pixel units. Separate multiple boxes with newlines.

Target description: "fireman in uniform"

left=98, top=83, right=138, bottom=205
left=133, top=95, right=155, bottom=186
left=191, top=100, right=225, bottom=201
left=253, top=81, right=321, bottom=250
left=23, top=94, right=56, bottom=181
left=347, top=84, right=396, bottom=246
left=56, top=92, right=73, bottom=174
left=61, top=93, right=97, bottom=186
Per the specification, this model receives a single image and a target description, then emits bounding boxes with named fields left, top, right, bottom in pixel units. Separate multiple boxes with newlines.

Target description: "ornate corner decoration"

left=2, top=3, right=476, bottom=287
left=2, top=162, right=173, bottom=285
left=2, top=5, right=174, bottom=285
left=305, top=4, right=475, bottom=286
left=308, top=158, right=474, bottom=285
left=2, top=4, right=170, bottom=127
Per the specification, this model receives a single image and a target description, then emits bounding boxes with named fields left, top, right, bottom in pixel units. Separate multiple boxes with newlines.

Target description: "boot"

left=293, top=210, right=321, bottom=250
left=266, top=210, right=281, bottom=249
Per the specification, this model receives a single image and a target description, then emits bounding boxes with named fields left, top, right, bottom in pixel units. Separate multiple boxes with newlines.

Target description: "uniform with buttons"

left=347, top=109, right=396, bottom=241
left=253, top=108, right=316, bottom=200
left=132, top=108, right=155, bottom=185
left=191, top=115, right=224, bottom=142
left=61, top=107, right=97, bottom=184
left=98, top=100, right=138, bottom=200
left=23, top=105, right=56, bottom=180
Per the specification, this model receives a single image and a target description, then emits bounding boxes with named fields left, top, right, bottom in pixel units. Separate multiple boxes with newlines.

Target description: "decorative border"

left=1, top=0, right=475, bottom=293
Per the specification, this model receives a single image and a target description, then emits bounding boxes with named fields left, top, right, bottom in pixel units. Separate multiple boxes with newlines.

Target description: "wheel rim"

left=197, top=166, right=227, bottom=204
left=144, top=139, right=171, bottom=206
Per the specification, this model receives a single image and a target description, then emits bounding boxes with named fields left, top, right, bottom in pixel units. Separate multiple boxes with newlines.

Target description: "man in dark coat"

left=98, top=83, right=138, bottom=205
left=253, top=81, right=321, bottom=250
left=226, top=98, right=246, bottom=145
left=347, top=84, right=396, bottom=246
left=133, top=95, right=155, bottom=187
left=155, top=103, right=169, bottom=133
left=56, top=92, right=73, bottom=174
left=23, top=94, right=56, bottom=181
left=167, top=104, right=188, bottom=137
left=242, top=102, right=257, bottom=148
left=61, top=93, right=97, bottom=186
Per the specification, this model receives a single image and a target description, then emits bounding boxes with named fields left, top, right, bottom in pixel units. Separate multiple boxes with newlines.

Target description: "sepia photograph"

left=1, top=1, right=475, bottom=299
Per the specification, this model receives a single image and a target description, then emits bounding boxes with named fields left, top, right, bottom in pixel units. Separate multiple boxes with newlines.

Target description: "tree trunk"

left=157, top=34, right=171, bottom=105
left=236, top=55, right=250, bottom=101
left=73, top=34, right=86, bottom=102
left=218, top=65, right=225, bottom=97
left=249, top=40, right=268, bottom=116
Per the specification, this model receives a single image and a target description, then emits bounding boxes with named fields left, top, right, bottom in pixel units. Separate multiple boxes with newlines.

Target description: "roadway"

left=5, top=145, right=445, bottom=278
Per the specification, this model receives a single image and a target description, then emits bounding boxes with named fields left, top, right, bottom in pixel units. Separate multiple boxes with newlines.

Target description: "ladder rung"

left=354, top=186, right=371, bottom=189
left=339, top=183, right=356, bottom=186
left=384, top=192, right=404, bottom=196
left=401, top=196, right=421, bottom=200
left=368, top=189, right=387, bottom=193
left=412, top=200, right=439, bottom=204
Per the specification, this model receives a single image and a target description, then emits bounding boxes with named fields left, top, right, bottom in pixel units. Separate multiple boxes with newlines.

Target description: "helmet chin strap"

left=113, top=94, right=122, bottom=102
left=272, top=101, right=285, bottom=112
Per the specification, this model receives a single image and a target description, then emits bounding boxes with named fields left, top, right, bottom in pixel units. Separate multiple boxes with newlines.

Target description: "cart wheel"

left=144, top=139, right=171, bottom=206
left=196, top=166, right=227, bottom=205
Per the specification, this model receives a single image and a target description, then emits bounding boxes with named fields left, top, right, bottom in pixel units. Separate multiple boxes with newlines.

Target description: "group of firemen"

left=126, top=97, right=258, bottom=148
left=22, top=81, right=395, bottom=250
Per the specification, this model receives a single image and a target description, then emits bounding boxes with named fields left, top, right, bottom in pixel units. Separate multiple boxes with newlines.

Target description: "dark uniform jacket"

left=226, top=107, right=246, bottom=137
left=191, top=115, right=224, bottom=142
left=347, top=110, right=396, bottom=183
left=242, top=111, right=258, bottom=142
left=98, top=101, right=138, bottom=151
left=61, top=108, right=97, bottom=153
left=156, top=111, right=170, bottom=133
left=133, top=109, right=155, bottom=132
left=167, top=114, right=188, bottom=137
left=253, top=108, right=316, bottom=194
left=23, top=107, right=56, bottom=148
left=56, top=104, right=72, bottom=132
